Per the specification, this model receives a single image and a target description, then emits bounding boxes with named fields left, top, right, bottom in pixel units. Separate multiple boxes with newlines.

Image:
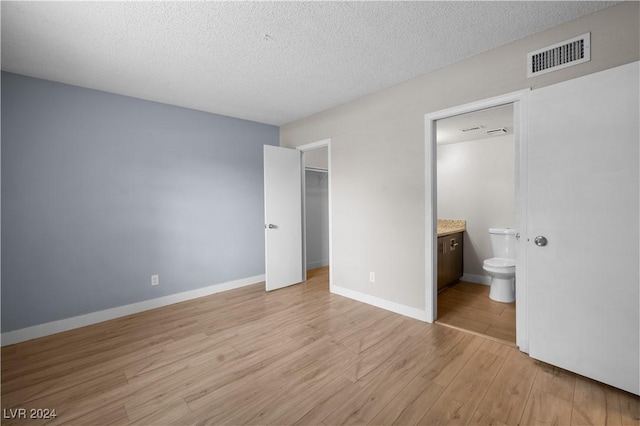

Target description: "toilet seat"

left=483, top=257, right=515, bottom=274
left=483, top=258, right=515, bottom=268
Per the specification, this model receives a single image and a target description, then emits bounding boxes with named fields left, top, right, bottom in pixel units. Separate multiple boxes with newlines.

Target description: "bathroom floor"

left=437, top=281, right=516, bottom=344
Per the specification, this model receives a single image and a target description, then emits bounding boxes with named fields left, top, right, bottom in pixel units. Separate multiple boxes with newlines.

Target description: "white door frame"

left=425, top=90, right=530, bottom=352
left=296, top=139, right=332, bottom=288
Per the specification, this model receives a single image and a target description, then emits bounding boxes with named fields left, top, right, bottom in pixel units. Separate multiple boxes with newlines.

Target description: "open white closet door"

left=263, top=145, right=304, bottom=291
left=527, top=62, right=639, bottom=395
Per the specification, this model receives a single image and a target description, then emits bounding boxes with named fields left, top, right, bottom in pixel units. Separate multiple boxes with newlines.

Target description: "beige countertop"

left=437, top=219, right=466, bottom=237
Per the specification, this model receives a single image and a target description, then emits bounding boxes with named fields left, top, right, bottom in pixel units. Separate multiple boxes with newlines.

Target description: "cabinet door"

left=437, top=237, right=447, bottom=290
left=448, top=233, right=463, bottom=282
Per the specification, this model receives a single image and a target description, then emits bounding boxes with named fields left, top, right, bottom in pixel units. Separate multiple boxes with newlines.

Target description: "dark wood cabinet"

left=437, top=231, right=463, bottom=290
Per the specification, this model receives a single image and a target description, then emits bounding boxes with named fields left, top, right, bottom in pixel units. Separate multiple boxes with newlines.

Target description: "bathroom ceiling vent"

left=461, top=126, right=482, bottom=132
left=527, top=33, right=590, bottom=78
left=486, top=128, right=507, bottom=135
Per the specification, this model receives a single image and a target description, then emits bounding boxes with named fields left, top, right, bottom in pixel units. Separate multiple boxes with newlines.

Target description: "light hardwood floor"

left=2, top=267, right=638, bottom=425
left=437, top=281, right=516, bottom=344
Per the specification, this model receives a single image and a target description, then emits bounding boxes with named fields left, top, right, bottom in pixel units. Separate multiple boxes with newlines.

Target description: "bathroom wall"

left=305, top=170, right=329, bottom=269
left=437, top=135, right=515, bottom=282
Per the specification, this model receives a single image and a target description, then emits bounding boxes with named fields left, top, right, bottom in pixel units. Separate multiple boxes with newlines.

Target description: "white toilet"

left=483, top=228, right=516, bottom=303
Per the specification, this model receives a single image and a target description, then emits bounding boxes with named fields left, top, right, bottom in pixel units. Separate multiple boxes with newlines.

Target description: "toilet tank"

left=488, top=228, right=516, bottom=259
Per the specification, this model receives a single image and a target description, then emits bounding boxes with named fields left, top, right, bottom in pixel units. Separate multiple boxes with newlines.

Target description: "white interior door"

left=527, top=62, right=639, bottom=395
left=264, top=145, right=304, bottom=291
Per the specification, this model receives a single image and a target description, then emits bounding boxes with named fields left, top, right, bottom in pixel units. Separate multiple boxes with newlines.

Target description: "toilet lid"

left=484, top=257, right=516, bottom=268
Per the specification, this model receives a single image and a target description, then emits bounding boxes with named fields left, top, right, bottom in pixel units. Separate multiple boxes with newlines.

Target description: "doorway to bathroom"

left=434, top=104, right=517, bottom=344
left=425, top=90, right=529, bottom=349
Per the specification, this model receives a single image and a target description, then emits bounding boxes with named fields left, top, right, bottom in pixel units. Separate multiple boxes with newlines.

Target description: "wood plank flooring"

left=2, top=267, right=637, bottom=425
left=437, top=281, right=516, bottom=344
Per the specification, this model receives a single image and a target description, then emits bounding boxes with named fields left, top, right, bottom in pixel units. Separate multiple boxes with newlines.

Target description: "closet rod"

left=305, top=167, right=328, bottom=173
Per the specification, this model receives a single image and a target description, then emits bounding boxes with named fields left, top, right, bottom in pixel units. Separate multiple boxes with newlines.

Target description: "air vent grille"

left=486, top=128, right=507, bottom=135
left=527, top=33, right=590, bottom=78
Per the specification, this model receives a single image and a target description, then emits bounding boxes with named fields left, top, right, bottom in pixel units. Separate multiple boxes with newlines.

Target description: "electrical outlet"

left=369, top=272, right=375, bottom=283
left=151, top=274, right=159, bottom=286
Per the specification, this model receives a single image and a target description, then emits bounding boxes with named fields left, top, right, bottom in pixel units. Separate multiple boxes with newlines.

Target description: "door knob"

left=266, top=224, right=277, bottom=229
left=534, top=236, right=548, bottom=246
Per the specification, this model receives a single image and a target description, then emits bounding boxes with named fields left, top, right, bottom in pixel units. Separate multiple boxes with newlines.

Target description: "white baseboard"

left=307, top=259, right=329, bottom=270
left=462, top=273, right=491, bottom=285
left=1, top=274, right=265, bottom=346
left=330, top=284, right=428, bottom=322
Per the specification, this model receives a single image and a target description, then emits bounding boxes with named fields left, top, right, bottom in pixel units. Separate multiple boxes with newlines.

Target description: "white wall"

left=305, top=146, right=328, bottom=170
left=280, top=3, right=639, bottom=316
left=305, top=170, right=329, bottom=269
left=437, top=135, right=515, bottom=279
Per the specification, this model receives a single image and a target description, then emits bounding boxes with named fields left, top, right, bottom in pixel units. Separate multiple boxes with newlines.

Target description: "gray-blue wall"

left=1, top=72, right=278, bottom=332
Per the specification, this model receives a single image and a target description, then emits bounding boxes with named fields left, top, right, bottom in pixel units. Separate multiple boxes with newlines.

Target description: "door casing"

left=425, top=90, right=530, bottom=352
left=297, top=139, right=332, bottom=289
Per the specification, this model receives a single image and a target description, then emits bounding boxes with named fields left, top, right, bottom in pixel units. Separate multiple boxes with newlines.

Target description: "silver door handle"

left=265, top=224, right=276, bottom=229
left=534, top=236, right=548, bottom=246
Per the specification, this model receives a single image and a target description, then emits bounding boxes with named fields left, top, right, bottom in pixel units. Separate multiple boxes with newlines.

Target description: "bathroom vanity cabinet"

left=437, top=232, right=463, bottom=290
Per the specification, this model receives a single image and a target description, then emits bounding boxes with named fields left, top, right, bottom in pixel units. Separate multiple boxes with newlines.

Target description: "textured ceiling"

left=1, top=1, right=618, bottom=126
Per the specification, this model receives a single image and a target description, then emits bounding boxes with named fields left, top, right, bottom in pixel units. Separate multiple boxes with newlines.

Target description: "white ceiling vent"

left=527, top=33, right=590, bottom=78
left=486, top=128, right=508, bottom=135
